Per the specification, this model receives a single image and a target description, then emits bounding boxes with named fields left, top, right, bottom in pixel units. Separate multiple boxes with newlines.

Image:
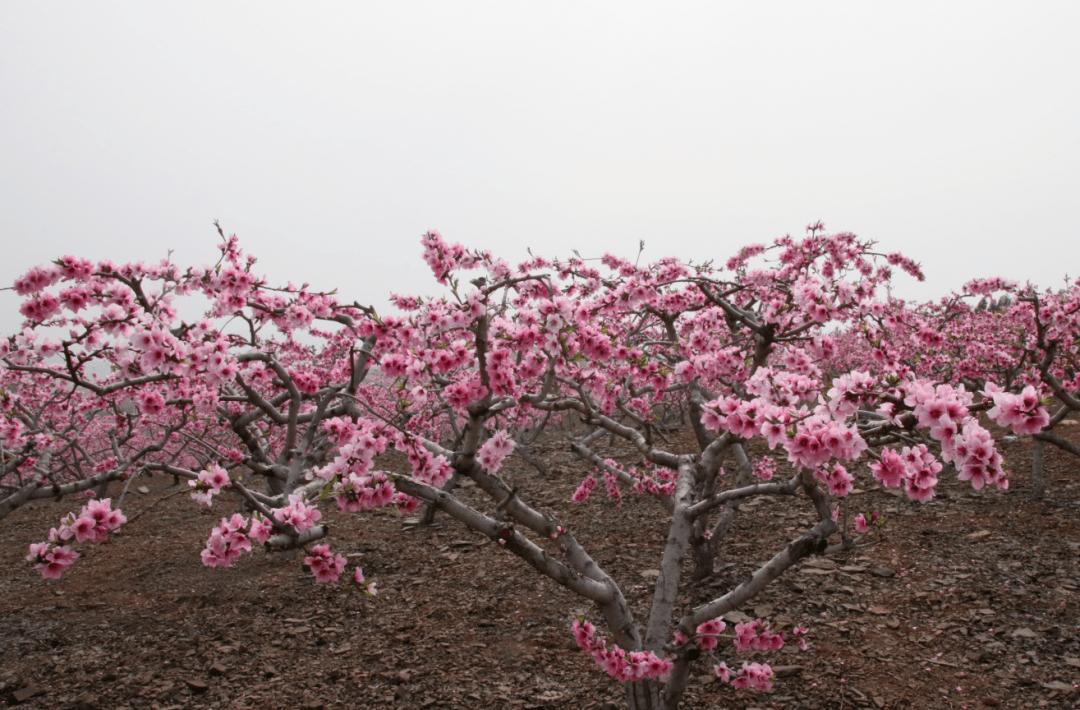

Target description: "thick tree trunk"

left=625, top=679, right=662, bottom=710
left=689, top=533, right=716, bottom=582
left=267, top=474, right=286, bottom=496
left=689, top=442, right=750, bottom=580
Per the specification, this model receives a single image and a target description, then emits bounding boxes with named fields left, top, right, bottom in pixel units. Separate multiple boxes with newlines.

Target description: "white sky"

left=2, top=2, right=1078, bottom=334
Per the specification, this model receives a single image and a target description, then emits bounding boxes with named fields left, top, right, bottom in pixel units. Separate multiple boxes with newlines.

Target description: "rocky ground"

left=2, top=421, right=1080, bottom=710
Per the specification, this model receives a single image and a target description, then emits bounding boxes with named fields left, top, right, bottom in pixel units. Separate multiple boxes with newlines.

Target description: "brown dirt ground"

left=2, top=421, right=1080, bottom=710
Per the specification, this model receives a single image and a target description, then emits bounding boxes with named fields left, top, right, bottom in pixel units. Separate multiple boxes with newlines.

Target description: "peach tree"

left=2, top=224, right=1019, bottom=710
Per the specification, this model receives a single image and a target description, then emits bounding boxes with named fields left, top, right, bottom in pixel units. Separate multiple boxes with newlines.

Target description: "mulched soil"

left=2, top=420, right=1080, bottom=710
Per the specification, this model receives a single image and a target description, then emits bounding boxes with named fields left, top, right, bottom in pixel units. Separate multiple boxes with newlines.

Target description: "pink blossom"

left=602, top=471, right=623, bottom=507
left=871, top=448, right=906, bottom=488
left=733, top=619, right=785, bottom=652
left=304, top=543, right=346, bottom=583
left=985, top=385, right=1050, bottom=436
left=571, top=618, right=673, bottom=683
left=273, top=494, right=322, bottom=533
left=753, top=456, right=777, bottom=481
left=136, top=389, right=166, bottom=416
left=189, top=465, right=230, bottom=506
left=248, top=515, right=273, bottom=545
left=477, top=430, right=516, bottom=473
left=571, top=475, right=598, bottom=502
left=731, top=662, right=774, bottom=692
left=695, top=617, right=727, bottom=650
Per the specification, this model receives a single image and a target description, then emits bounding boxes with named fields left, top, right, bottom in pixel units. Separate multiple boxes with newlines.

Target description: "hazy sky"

left=2, top=3, right=1078, bottom=333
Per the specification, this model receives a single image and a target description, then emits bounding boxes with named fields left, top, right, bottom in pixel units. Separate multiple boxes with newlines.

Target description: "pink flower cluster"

left=905, top=382, right=971, bottom=439
left=393, top=492, right=422, bottom=515
left=13, top=263, right=62, bottom=295
left=477, top=430, right=515, bottom=473
left=627, top=461, right=677, bottom=496
left=273, top=494, right=322, bottom=533
left=571, top=619, right=673, bottom=683
left=753, top=456, right=777, bottom=481
left=316, top=430, right=383, bottom=481
left=571, top=475, right=598, bottom=502
left=688, top=616, right=802, bottom=693
left=813, top=462, right=854, bottom=497
left=333, top=471, right=396, bottom=512
left=26, top=542, right=79, bottom=579
left=894, top=382, right=1006, bottom=490
left=0, top=416, right=26, bottom=449
left=602, top=471, right=622, bottom=506
left=871, top=445, right=942, bottom=502
left=421, top=230, right=481, bottom=284
left=188, top=464, right=230, bottom=506
left=407, top=447, right=453, bottom=488
left=825, top=370, right=878, bottom=418
left=745, top=369, right=821, bottom=407
left=19, top=292, right=63, bottom=322
left=963, top=276, right=1017, bottom=296
left=704, top=398, right=869, bottom=474
left=444, top=375, right=489, bottom=413
left=58, top=497, right=126, bottom=542
left=945, top=420, right=1007, bottom=491
left=25, top=494, right=128, bottom=579
left=985, top=384, right=1050, bottom=436
left=702, top=397, right=768, bottom=438
left=201, top=513, right=252, bottom=568
left=135, top=388, right=166, bottom=416
left=248, top=514, right=274, bottom=545
left=304, top=543, right=346, bottom=583
left=733, top=619, right=785, bottom=652
left=695, top=617, right=727, bottom=650
left=714, top=661, right=774, bottom=692
left=784, top=415, right=866, bottom=470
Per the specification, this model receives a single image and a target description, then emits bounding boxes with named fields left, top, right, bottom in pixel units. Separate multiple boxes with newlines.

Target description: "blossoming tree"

left=827, top=276, right=1080, bottom=497
left=1, top=224, right=1025, bottom=710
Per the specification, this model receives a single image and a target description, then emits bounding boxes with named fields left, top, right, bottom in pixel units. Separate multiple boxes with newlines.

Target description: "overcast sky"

left=2, top=3, right=1078, bottom=334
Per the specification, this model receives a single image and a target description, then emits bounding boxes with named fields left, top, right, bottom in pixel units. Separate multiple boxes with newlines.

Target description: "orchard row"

left=2, top=223, right=1076, bottom=710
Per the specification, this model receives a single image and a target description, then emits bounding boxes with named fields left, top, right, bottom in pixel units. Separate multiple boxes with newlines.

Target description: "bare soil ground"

left=3, top=423, right=1080, bottom=710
